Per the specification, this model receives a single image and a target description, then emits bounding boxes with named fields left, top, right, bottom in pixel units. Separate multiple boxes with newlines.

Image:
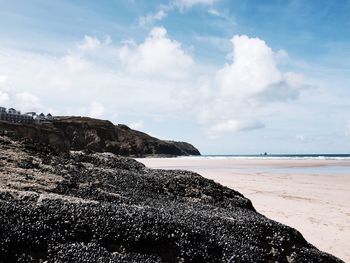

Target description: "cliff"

left=0, top=135, right=343, bottom=262
left=0, top=116, right=200, bottom=156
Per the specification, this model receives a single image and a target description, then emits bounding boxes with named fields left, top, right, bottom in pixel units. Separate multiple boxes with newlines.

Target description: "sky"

left=0, top=0, right=349, bottom=154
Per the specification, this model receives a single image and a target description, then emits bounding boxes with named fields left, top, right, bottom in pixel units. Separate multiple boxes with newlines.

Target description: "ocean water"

left=174, top=154, right=350, bottom=176
left=182, top=154, right=350, bottom=160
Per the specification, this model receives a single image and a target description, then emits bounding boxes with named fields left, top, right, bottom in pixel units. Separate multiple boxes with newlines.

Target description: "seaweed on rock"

left=0, top=135, right=344, bottom=263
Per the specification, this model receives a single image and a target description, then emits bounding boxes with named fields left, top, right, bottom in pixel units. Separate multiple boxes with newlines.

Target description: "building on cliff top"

left=0, top=106, right=54, bottom=124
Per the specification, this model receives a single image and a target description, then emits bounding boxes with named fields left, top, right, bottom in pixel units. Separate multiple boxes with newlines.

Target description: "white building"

left=0, top=106, right=54, bottom=124
left=0, top=106, right=34, bottom=124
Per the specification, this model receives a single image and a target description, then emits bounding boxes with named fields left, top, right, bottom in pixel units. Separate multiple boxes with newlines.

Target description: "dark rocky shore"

left=0, top=135, right=343, bottom=262
left=0, top=117, right=200, bottom=156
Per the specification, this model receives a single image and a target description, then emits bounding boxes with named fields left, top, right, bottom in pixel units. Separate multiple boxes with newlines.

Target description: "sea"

left=183, top=154, right=350, bottom=160
left=175, top=154, right=350, bottom=176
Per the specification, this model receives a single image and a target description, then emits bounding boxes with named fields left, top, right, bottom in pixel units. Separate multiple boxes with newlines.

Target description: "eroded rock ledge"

left=0, top=135, right=343, bottom=262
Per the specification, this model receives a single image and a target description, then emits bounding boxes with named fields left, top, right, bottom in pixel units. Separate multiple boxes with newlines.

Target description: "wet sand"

left=137, top=158, right=350, bottom=262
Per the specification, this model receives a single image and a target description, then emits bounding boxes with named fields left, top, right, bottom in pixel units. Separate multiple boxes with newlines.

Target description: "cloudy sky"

left=0, top=0, right=349, bottom=154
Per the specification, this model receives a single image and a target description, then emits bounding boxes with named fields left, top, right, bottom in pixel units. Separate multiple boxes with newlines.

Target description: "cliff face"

left=0, top=135, right=343, bottom=262
left=0, top=121, right=70, bottom=151
left=165, top=141, right=201, bottom=156
left=0, top=117, right=200, bottom=156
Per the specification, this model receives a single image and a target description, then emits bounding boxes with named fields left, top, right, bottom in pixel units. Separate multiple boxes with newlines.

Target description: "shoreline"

left=137, top=157, right=350, bottom=262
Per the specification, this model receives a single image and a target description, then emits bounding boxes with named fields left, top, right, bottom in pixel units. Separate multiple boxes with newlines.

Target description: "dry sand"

left=137, top=158, right=350, bottom=262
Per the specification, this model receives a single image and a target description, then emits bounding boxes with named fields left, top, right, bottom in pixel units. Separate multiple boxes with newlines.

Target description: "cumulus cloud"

left=196, top=35, right=307, bottom=136
left=15, top=92, right=42, bottom=112
left=216, top=35, right=305, bottom=102
left=139, top=10, right=167, bottom=27
left=0, top=30, right=308, bottom=140
left=216, top=35, right=282, bottom=98
left=62, top=54, right=91, bottom=73
left=0, top=76, right=41, bottom=110
left=0, top=29, right=191, bottom=121
left=118, top=27, right=194, bottom=79
left=129, top=120, right=144, bottom=130
left=258, top=72, right=308, bottom=102
left=89, top=101, right=105, bottom=118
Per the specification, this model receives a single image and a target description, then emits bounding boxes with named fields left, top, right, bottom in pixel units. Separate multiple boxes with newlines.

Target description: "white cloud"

left=77, top=35, right=102, bottom=51
left=284, top=72, right=305, bottom=88
left=0, top=91, right=10, bottom=107
left=209, top=119, right=264, bottom=134
left=89, top=101, right=105, bottom=118
left=129, top=120, right=144, bottom=130
left=208, top=8, right=220, bottom=16
left=15, top=92, right=42, bottom=112
left=0, top=75, right=10, bottom=106
left=276, top=49, right=288, bottom=59
left=0, top=31, right=188, bottom=120
left=218, top=35, right=306, bottom=101
left=216, top=35, right=283, bottom=98
left=62, top=54, right=91, bottom=73
left=76, top=35, right=112, bottom=52
left=196, top=35, right=307, bottom=136
left=345, top=121, right=350, bottom=136
left=174, top=0, right=221, bottom=9
left=0, top=75, right=8, bottom=84
left=0, top=31, right=309, bottom=140
left=104, top=35, right=112, bottom=45
left=139, top=9, right=167, bottom=27
left=118, top=26, right=194, bottom=79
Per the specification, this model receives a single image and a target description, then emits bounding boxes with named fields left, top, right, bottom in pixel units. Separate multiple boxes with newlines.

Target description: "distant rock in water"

left=0, top=135, right=343, bottom=262
left=0, top=116, right=200, bottom=156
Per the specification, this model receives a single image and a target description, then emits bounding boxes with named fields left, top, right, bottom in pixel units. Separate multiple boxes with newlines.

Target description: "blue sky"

left=0, top=0, right=349, bottom=154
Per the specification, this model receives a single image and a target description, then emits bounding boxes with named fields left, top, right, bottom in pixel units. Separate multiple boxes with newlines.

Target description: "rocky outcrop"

left=166, top=141, right=200, bottom=156
left=0, top=135, right=343, bottom=262
left=0, top=121, right=69, bottom=151
left=0, top=116, right=200, bottom=156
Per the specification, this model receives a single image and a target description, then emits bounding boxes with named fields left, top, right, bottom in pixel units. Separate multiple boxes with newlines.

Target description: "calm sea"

left=185, top=154, right=350, bottom=160
left=175, top=154, right=350, bottom=176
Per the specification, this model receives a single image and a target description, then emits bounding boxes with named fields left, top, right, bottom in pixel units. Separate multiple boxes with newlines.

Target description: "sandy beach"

left=137, top=157, right=350, bottom=262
